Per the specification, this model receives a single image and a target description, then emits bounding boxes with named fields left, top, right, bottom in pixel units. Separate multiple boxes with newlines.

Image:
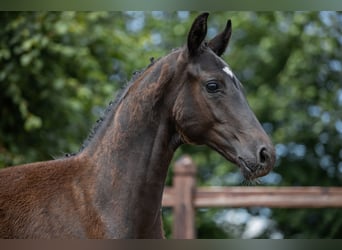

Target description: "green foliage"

left=1, top=11, right=342, bottom=238
left=0, top=12, right=163, bottom=165
left=196, top=209, right=231, bottom=238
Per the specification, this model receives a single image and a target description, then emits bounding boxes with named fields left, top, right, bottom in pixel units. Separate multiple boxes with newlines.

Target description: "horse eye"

left=206, top=81, right=220, bottom=93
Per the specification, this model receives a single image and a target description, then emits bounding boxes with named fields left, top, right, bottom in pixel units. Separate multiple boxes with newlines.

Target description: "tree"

left=1, top=11, right=342, bottom=238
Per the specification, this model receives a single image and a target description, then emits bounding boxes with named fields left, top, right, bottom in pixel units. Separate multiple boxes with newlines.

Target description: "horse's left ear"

left=187, top=12, right=209, bottom=57
left=208, top=19, right=232, bottom=57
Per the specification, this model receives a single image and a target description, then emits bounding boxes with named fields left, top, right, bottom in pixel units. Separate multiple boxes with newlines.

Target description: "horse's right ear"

left=187, top=12, right=209, bottom=57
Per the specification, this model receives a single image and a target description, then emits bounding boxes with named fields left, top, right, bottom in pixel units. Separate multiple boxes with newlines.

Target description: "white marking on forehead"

left=223, top=66, right=234, bottom=78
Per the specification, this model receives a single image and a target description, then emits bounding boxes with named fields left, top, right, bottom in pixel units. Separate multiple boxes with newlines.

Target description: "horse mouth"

left=237, top=157, right=273, bottom=180
left=237, top=157, right=257, bottom=180
left=214, top=147, right=262, bottom=180
left=211, top=146, right=252, bottom=179
left=209, top=143, right=271, bottom=180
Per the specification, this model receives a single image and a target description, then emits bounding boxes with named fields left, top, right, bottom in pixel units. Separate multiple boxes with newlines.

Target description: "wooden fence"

left=162, top=155, right=342, bottom=239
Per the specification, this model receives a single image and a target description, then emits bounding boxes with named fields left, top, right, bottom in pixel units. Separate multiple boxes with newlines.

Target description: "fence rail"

left=162, top=155, right=342, bottom=239
left=163, top=186, right=342, bottom=208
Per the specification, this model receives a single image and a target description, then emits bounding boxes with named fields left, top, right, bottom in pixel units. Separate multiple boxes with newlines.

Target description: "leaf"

left=24, top=114, right=42, bottom=131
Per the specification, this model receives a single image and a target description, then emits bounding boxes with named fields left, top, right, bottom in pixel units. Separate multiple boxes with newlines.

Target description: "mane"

left=63, top=56, right=161, bottom=157
left=63, top=46, right=185, bottom=158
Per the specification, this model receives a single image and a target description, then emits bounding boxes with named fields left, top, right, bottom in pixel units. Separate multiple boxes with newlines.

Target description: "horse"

left=0, top=13, right=275, bottom=238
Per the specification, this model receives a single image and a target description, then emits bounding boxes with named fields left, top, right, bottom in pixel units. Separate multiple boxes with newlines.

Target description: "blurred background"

left=0, top=11, right=342, bottom=238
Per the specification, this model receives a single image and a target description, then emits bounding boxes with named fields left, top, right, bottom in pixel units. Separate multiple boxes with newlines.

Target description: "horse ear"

left=187, top=12, right=209, bottom=57
left=208, top=19, right=232, bottom=57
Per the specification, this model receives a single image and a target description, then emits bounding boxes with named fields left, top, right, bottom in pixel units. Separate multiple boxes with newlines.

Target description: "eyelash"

left=205, top=77, right=240, bottom=94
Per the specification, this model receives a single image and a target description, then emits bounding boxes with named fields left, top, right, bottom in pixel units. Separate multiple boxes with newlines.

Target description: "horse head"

left=172, top=13, right=276, bottom=180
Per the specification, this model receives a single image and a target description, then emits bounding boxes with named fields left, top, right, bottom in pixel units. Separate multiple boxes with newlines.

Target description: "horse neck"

left=79, top=52, right=183, bottom=237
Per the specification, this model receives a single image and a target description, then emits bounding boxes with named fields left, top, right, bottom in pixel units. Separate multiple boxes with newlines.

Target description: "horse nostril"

left=259, top=147, right=269, bottom=165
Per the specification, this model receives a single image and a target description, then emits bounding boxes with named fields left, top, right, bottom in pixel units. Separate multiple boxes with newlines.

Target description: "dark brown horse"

left=0, top=13, right=275, bottom=238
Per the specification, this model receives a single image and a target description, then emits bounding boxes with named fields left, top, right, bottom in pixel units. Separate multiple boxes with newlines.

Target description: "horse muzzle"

left=238, top=145, right=276, bottom=180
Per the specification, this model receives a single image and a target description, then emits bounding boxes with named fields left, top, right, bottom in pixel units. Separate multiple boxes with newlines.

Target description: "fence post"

left=172, top=155, right=197, bottom=239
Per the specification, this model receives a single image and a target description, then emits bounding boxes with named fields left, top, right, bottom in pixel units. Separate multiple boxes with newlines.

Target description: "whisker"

left=241, top=177, right=262, bottom=186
